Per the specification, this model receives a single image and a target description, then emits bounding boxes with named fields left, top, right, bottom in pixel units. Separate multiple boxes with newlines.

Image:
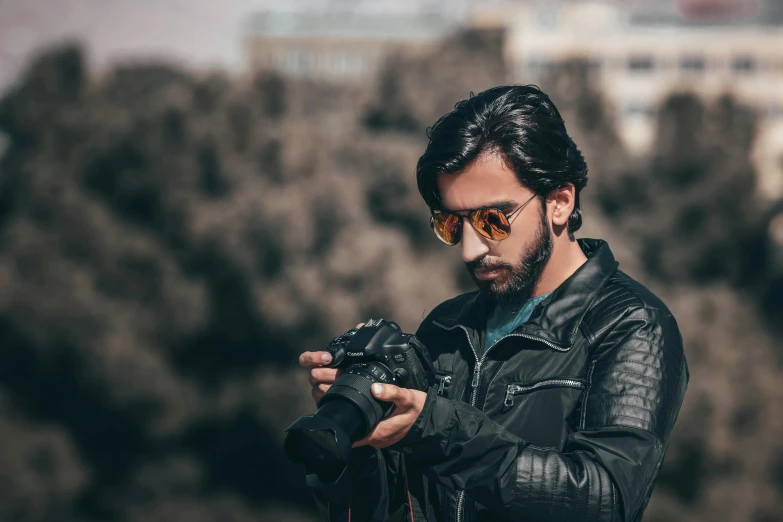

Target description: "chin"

left=480, top=277, right=516, bottom=301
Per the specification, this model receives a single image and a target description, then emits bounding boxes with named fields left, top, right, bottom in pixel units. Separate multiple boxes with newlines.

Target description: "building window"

left=283, top=51, right=318, bottom=74
left=534, top=7, right=559, bottom=28
left=628, top=56, right=654, bottom=73
left=680, top=56, right=706, bottom=72
left=284, top=51, right=295, bottom=71
left=732, top=56, right=756, bottom=74
left=623, top=102, right=655, bottom=119
left=330, top=53, right=360, bottom=75
left=300, top=52, right=313, bottom=71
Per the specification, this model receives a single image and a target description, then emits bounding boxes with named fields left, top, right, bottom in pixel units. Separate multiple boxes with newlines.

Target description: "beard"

left=465, top=203, right=553, bottom=304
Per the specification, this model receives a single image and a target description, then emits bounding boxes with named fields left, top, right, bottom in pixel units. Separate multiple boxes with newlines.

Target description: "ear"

left=547, top=184, right=576, bottom=228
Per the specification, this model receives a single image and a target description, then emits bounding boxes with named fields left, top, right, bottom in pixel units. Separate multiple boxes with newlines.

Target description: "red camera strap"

left=402, top=454, right=414, bottom=522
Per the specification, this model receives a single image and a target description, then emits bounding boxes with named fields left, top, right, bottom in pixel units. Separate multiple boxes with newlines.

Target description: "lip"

left=474, top=267, right=506, bottom=281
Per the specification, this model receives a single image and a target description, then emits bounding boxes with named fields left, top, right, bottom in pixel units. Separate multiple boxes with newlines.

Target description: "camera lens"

left=283, top=401, right=366, bottom=483
left=284, top=362, right=395, bottom=481
left=322, top=363, right=396, bottom=429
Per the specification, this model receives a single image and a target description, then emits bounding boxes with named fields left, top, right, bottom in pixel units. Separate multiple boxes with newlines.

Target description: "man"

left=299, top=85, right=688, bottom=522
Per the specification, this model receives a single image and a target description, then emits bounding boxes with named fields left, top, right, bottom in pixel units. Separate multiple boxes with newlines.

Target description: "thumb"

left=372, top=383, right=404, bottom=404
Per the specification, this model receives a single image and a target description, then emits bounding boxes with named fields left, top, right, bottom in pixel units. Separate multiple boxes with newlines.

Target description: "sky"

left=0, top=0, right=473, bottom=94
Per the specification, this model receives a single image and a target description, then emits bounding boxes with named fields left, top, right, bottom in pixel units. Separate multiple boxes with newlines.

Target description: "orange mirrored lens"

left=432, top=213, right=462, bottom=245
left=470, top=208, right=511, bottom=240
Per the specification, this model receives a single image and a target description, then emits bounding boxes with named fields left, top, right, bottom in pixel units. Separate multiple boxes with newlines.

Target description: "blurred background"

left=1, top=0, right=782, bottom=521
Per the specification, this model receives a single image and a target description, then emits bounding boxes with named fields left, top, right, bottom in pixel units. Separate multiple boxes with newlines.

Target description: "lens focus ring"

left=320, top=370, right=391, bottom=432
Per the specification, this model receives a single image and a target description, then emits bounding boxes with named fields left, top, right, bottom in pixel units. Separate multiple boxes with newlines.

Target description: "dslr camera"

left=284, top=319, right=436, bottom=482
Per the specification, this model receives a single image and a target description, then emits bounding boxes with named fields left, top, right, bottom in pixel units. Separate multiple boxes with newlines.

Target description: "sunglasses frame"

left=430, top=193, right=539, bottom=246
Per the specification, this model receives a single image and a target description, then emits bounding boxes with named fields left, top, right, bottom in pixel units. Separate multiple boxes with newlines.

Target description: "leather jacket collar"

left=432, top=238, right=619, bottom=349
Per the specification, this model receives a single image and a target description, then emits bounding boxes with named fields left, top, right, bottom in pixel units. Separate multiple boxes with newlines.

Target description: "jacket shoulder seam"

left=590, top=301, right=665, bottom=343
left=613, top=274, right=659, bottom=309
left=584, top=271, right=667, bottom=337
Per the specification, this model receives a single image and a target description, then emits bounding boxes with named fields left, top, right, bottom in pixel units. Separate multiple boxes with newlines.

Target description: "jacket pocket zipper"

left=435, top=373, right=452, bottom=396
left=503, top=378, right=586, bottom=408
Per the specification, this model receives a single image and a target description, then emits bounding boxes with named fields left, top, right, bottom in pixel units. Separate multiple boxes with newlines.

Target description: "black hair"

left=416, top=85, right=588, bottom=235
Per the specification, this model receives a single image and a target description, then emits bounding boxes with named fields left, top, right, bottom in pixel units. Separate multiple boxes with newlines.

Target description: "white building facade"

left=477, top=0, right=783, bottom=198
left=244, top=11, right=460, bottom=83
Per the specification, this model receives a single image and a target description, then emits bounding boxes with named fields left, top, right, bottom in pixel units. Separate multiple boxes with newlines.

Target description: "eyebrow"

left=441, top=199, right=518, bottom=214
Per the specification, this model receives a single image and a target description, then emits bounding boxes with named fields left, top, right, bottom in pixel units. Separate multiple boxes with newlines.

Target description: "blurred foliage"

left=363, top=27, right=507, bottom=134
left=0, top=28, right=782, bottom=522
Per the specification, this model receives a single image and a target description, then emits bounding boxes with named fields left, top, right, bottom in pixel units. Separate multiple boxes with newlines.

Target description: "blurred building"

left=243, top=11, right=460, bottom=83
left=473, top=0, right=783, bottom=198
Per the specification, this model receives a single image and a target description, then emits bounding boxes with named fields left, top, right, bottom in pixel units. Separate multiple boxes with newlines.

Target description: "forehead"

left=436, top=153, right=528, bottom=211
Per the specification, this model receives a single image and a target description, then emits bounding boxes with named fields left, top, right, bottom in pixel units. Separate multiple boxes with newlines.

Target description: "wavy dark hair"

left=416, top=85, right=588, bottom=236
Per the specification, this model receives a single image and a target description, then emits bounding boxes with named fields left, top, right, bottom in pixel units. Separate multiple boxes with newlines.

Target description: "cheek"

left=491, top=229, right=530, bottom=261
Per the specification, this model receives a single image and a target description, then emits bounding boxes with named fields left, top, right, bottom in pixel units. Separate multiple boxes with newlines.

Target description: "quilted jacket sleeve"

left=400, top=306, right=689, bottom=522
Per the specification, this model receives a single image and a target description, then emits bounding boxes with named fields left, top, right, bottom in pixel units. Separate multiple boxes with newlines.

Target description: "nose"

left=461, top=217, right=490, bottom=263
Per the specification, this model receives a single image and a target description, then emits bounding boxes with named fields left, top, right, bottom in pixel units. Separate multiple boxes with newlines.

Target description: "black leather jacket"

left=313, top=238, right=689, bottom=522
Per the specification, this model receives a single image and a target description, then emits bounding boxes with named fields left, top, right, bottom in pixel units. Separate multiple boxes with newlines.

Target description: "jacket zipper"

left=503, top=379, right=585, bottom=408
left=436, top=374, right=453, bottom=396
left=499, top=331, right=571, bottom=352
left=433, top=322, right=478, bottom=522
left=433, top=321, right=572, bottom=522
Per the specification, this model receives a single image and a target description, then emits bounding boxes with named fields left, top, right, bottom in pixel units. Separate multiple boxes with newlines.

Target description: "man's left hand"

left=353, top=384, right=427, bottom=449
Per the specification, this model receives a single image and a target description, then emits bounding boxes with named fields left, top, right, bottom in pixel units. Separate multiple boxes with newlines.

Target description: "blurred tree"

left=0, top=40, right=465, bottom=522
left=363, top=27, right=508, bottom=134
left=594, top=93, right=770, bottom=286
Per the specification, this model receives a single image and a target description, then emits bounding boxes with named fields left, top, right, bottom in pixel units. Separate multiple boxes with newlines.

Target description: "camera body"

left=324, top=318, right=432, bottom=393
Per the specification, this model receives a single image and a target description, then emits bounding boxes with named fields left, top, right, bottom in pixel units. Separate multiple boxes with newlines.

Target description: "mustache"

left=466, top=259, right=512, bottom=271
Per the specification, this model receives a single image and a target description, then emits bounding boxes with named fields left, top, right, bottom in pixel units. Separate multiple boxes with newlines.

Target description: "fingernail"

left=372, top=384, right=383, bottom=395
left=322, top=353, right=331, bottom=362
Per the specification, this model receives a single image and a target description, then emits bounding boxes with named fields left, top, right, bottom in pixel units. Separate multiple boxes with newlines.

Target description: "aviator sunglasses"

left=430, top=194, right=538, bottom=246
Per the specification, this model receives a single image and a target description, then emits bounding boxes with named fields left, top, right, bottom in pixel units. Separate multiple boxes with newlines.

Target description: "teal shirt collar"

left=484, top=292, right=552, bottom=351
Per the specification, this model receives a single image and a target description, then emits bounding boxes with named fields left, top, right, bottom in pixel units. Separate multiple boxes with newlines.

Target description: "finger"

left=352, top=435, right=370, bottom=448
left=311, top=383, right=330, bottom=403
left=355, top=323, right=365, bottom=329
left=371, top=383, right=409, bottom=406
left=351, top=415, right=410, bottom=449
left=309, top=367, right=341, bottom=386
left=299, top=351, right=332, bottom=368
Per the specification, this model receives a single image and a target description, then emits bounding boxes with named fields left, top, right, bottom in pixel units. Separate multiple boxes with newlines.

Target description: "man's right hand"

left=299, top=323, right=364, bottom=406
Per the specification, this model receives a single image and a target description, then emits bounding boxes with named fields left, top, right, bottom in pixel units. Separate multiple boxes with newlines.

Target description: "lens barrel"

left=284, top=362, right=395, bottom=482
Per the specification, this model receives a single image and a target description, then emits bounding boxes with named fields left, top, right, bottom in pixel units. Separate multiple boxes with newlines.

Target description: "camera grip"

left=397, top=335, right=437, bottom=392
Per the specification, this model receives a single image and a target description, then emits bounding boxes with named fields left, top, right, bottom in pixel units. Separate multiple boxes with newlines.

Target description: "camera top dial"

left=324, top=327, right=359, bottom=367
